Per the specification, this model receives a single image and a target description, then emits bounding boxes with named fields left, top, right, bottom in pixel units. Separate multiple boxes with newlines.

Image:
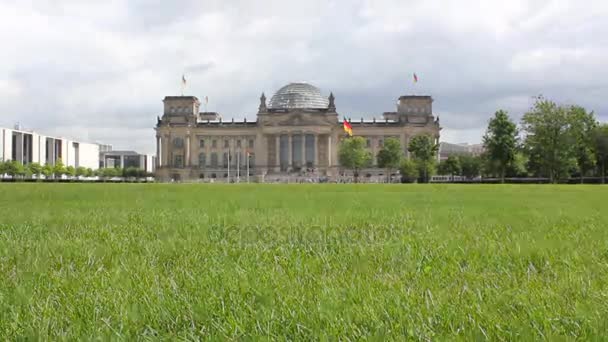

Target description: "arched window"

left=210, top=153, right=218, bottom=168
left=198, top=153, right=206, bottom=168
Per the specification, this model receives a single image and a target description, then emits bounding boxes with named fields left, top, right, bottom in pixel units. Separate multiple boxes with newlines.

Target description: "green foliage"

left=594, top=124, right=608, bottom=183
left=85, top=168, right=94, bottom=177
left=4, top=160, right=25, bottom=177
left=53, top=159, right=66, bottom=178
left=376, top=137, right=403, bottom=182
left=408, top=135, right=438, bottom=162
left=41, top=164, right=53, bottom=179
left=399, top=159, right=418, bottom=182
left=101, top=168, right=120, bottom=178
left=1, top=184, right=607, bottom=339
left=28, top=162, right=43, bottom=178
left=65, top=166, right=76, bottom=178
left=75, top=166, right=87, bottom=177
left=483, top=110, right=518, bottom=183
left=521, top=97, right=576, bottom=182
left=438, top=156, right=461, bottom=176
left=408, top=135, right=438, bottom=183
left=459, top=155, right=482, bottom=179
left=505, top=152, right=528, bottom=178
left=0, top=161, right=6, bottom=175
left=568, top=105, right=597, bottom=180
left=338, top=137, right=372, bottom=182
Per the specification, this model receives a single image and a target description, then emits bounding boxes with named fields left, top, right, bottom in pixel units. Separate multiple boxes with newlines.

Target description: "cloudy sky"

left=2, top=0, right=607, bottom=153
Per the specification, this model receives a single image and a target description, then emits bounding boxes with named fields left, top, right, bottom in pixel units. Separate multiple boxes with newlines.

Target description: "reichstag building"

left=155, top=82, right=441, bottom=182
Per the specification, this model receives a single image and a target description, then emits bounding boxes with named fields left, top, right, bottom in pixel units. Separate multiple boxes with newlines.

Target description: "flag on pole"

left=413, top=73, right=418, bottom=83
left=204, top=96, right=208, bottom=104
left=343, top=117, right=353, bottom=137
left=182, top=74, right=187, bottom=86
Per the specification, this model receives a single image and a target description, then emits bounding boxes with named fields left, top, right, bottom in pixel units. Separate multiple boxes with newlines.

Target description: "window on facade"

left=173, top=137, right=184, bottom=148
left=199, top=173, right=205, bottom=179
left=237, top=140, right=241, bottom=148
left=199, top=139, right=205, bottom=148
left=174, top=155, right=183, bottom=168
left=210, top=153, right=218, bottom=167
left=248, top=153, right=255, bottom=168
left=378, top=139, right=383, bottom=147
left=212, top=140, right=217, bottom=148
left=248, top=139, right=254, bottom=148
left=199, top=153, right=206, bottom=168
left=366, top=138, right=371, bottom=148
left=224, top=140, right=229, bottom=148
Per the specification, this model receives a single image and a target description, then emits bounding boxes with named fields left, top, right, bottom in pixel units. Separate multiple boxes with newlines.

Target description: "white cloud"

left=1, top=0, right=606, bottom=153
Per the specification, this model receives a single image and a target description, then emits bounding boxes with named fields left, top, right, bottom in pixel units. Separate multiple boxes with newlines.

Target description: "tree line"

left=338, top=96, right=608, bottom=183
left=0, top=159, right=153, bottom=181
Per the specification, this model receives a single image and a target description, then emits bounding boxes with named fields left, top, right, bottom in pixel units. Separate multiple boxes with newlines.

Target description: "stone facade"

left=154, top=83, right=441, bottom=182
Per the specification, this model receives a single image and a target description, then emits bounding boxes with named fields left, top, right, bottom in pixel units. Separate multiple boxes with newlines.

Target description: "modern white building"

left=100, top=150, right=156, bottom=173
left=0, top=125, right=102, bottom=169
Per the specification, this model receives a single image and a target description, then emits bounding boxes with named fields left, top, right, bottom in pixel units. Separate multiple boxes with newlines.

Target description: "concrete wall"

left=78, top=142, right=100, bottom=169
left=0, top=128, right=7, bottom=161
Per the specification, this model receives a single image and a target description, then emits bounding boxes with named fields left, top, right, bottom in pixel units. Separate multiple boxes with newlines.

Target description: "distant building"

left=439, top=142, right=484, bottom=160
left=155, top=82, right=441, bottom=182
left=100, top=150, right=155, bottom=173
left=0, top=125, right=102, bottom=169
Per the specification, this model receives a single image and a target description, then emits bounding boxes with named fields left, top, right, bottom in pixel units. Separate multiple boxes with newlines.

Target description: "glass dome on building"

left=268, top=82, right=329, bottom=109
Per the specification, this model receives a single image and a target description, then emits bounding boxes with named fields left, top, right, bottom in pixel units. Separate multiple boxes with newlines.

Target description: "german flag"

left=343, top=117, right=353, bottom=137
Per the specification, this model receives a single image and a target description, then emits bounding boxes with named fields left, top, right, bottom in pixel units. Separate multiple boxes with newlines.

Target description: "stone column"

left=327, top=135, right=332, bottom=166
left=301, top=134, right=306, bottom=167
left=156, top=136, right=161, bottom=167
left=275, top=135, right=280, bottom=172
left=185, top=134, right=191, bottom=167
left=163, top=134, right=170, bottom=167
left=314, top=135, right=318, bottom=167
left=288, top=134, right=293, bottom=169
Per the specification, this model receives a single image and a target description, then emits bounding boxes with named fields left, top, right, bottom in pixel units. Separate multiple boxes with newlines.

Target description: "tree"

left=42, top=164, right=53, bottom=180
left=85, top=168, right=94, bottom=177
left=438, top=156, right=461, bottom=177
left=408, top=134, right=438, bottom=183
left=521, top=97, right=576, bottom=183
left=376, top=137, right=403, bottom=182
left=568, top=105, right=597, bottom=182
left=0, top=161, right=7, bottom=177
left=338, top=137, right=372, bottom=183
left=75, top=166, right=87, bottom=178
left=5, top=160, right=25, bottom=179
left=483, top=110, right=518, bottom=183
left=460, top=155, right=482, bottom=180
left=399, top=159, right=418, bottom=183
left=65, top=166, right=76, bottom=179
left=505, top=152, right=528, bottom=178
left=53, top=159, right=66, bottom=179
left=594, top=124, right=608, bottom=184
left=28, top=162, right=43, bottom=180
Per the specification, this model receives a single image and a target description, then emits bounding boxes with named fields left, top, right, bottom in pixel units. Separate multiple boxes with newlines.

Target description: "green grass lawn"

left=0, top=184, right=607, bottom=340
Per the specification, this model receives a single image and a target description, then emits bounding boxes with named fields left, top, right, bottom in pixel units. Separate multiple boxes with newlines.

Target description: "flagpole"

left=246, top=152, right=250, bottom=183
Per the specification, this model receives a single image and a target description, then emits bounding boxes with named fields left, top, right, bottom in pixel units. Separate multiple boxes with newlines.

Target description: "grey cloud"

left=1, top=0, right=606, bottom=153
